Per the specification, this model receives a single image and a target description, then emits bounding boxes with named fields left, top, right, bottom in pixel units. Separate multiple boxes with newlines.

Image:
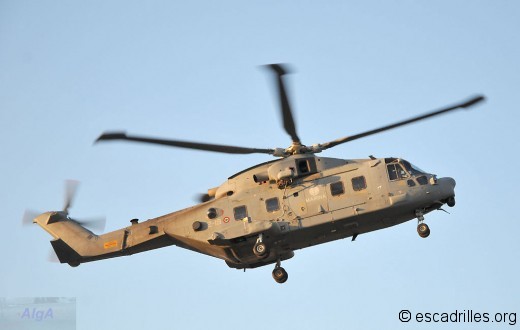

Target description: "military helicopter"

left=27, top=64, right=484, bottom=283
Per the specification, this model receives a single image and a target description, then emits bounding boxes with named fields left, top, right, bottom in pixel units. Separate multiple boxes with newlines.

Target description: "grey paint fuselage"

left=34, top=155, right=455, bottom=269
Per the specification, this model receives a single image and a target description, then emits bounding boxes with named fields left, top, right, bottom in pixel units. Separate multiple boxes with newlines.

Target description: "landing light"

left=429, top=176, right=438, bottom=185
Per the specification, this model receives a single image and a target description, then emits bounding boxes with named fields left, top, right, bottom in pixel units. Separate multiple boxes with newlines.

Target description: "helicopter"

left=27, top=64, right=484, bottom=283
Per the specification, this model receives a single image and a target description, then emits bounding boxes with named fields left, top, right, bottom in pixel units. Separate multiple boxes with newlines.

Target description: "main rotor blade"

left=319, top=95, right=485, bottom=151
left=96, top=132, right=275, bottom=155
left=267, top=64, right=301, bottom=144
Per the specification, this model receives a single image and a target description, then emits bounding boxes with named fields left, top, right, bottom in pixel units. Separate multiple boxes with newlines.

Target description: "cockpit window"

left=388, top=164, right=398, bottom=181
left=387, top=164, right=408, bottom=181
left=416, top=176, right=428, bottom=185
left=401, top=160, right=426, bottom=176
left=387, top=159, right=426, bottom=181
left=396, top=164, right=408, bottom=179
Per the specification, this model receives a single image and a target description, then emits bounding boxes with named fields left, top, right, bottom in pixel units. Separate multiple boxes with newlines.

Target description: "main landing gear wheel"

left=417, top=223, right=430, bottom=238
left=447, top=196, right=456, bottom=207
left=272, top=267, right=288, bottom=284
left=253, top=242, right=269, bottom=258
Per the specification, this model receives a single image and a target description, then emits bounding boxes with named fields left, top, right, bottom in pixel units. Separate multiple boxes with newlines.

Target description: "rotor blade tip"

left=266, top=63, right=290, bottom=76
left=461, top=95, right=486, bottom=108
left=95, top=131, right=127, bottom=143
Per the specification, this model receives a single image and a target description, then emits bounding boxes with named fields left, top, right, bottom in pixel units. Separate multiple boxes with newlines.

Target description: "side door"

left=282, top=176, right=333, bottom=229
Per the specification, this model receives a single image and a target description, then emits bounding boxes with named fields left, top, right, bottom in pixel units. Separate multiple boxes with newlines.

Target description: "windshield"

left=400, top=159, right=427, bottom=175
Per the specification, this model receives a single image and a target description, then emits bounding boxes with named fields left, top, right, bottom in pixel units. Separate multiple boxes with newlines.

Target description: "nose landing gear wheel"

left=253, top=242, right=269, bottom=258
left=417, top=223, right=430, bottom=238
left=272, top=267, right=288, bottom=284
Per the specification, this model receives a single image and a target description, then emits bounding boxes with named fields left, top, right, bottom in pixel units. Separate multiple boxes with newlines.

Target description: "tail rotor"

left=22, top=180, right=106, bottom=233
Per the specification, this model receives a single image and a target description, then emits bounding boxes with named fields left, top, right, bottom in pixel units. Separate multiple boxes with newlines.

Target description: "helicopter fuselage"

left=35, top=155, right=456, bottom=270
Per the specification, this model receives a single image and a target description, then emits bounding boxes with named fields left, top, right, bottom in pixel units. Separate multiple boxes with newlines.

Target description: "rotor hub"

left=285, top=142, right=306, bottom=156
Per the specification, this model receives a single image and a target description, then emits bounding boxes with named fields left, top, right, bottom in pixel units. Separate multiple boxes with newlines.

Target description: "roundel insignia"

left=223, top=217, right=230, bottom=223
left=309, top=187, right=320, bottom=196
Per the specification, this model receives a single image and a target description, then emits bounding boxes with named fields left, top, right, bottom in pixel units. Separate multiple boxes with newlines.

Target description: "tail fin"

left=34, top=211, right=124, bottom=267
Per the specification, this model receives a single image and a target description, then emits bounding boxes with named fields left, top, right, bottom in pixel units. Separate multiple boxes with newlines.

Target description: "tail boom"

left=34, top=212, right=174, bottom=267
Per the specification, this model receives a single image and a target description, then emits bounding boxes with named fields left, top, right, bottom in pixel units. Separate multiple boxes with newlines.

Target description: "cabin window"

left=330, top=181, right=345, bottom=196
left=233, top=205, right=248, bottom=220
left=352, top=176, right=367, bottom=191
left=265, top=197, right=280, bottom=212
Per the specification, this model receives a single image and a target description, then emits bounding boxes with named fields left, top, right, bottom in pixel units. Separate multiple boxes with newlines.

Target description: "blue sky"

left=1, top=1, right=519, bottom=329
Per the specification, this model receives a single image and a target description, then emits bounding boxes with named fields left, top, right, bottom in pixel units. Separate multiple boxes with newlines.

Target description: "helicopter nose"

left=437, top=177, right=456, bottom=196
left=442, top=177, right=456, bottom=188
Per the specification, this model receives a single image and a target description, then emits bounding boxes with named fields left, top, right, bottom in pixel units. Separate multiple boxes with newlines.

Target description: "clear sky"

left=1, top=1, right=519, bottom=329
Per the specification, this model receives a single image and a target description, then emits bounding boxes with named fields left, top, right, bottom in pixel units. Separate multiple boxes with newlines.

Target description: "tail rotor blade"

left=22, top=209, right=40, bottom=226
left=63, top=180, right=80, bottom=213
left=72, top=216, right=107, bottom=233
